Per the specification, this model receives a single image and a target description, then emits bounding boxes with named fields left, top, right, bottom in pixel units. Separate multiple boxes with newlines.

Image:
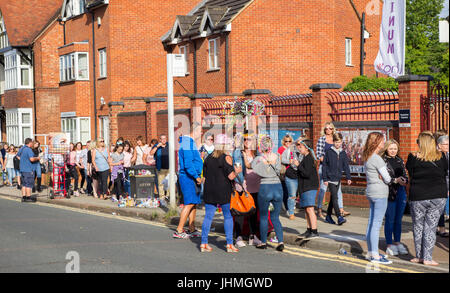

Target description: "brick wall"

left=169, top=0, right=382, bottom=96
left=2, top=89, right=33, bottom=109
left=34, top=20, right=64, bottom=136
left=117, top=111, right=147, bottom=144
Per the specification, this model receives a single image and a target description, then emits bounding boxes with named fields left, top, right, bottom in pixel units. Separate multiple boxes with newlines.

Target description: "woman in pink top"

left=277, top=135, right=293, bottom=212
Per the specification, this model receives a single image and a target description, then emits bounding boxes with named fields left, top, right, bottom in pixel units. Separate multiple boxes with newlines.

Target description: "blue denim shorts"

left=21, top=172, right=35, bottom=188
left=301, top=190, right=317, bottom=207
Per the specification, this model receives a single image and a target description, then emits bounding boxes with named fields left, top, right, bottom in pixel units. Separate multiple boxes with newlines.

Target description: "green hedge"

left=343, top=76, right=399, bottom=92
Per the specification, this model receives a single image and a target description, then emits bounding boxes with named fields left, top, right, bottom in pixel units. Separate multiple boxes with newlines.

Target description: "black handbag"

left=285, top=166, right=298, bottom=179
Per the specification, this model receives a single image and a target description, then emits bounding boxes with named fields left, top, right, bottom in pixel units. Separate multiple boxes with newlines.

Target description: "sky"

left=441, top=0, right=449, bottom=18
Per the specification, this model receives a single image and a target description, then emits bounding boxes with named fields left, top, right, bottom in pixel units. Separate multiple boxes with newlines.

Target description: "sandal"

left=200, top=244, right=213, bottom=252
left=423, top=260, right=439, bottom=266
left=226, top=244, right=239, bottom=253
left=410, top=258, right=423, bottom=264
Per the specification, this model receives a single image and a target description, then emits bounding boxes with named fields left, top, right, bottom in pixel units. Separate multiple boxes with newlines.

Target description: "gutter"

left=31, top=47, right=37, bottom=136
left=225, top=32, right=229, bottom=93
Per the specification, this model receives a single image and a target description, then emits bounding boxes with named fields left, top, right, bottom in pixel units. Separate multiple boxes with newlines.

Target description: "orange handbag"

left=230, top=177, right=256, bottom=217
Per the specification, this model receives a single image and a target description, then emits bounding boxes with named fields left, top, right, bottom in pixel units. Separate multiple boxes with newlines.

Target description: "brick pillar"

left=310, top=83, right=341, bottom=150
left=395, top=75, right=433, bottom=160
left=108, top=102, right=124, bottom=145
left=145, top=97, right=167, bottom=141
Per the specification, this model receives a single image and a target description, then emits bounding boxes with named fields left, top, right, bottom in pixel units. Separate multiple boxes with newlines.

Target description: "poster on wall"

left=259, top=129, right=306, bottom=151
left=339, top=129, right=388, bottom=174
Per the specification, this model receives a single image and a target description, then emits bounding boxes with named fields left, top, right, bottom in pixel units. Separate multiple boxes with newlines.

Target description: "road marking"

left=281, top=245, right=423, bottom=273
left=0, top=195, right=168, bottom=228
left=0, top=195, right=435, bottom=273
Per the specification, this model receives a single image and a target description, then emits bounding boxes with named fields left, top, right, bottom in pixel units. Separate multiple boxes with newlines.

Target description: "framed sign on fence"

left=338, top=128, right=389, bottom=176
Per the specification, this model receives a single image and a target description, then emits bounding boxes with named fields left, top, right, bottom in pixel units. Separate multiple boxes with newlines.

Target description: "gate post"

left=395, top=75, right=433, bottom=160
left=310, top=83, right=341, bottom=150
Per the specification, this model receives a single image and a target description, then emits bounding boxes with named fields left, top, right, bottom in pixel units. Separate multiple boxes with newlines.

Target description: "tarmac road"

left=0, top=196, right=441, bottom=274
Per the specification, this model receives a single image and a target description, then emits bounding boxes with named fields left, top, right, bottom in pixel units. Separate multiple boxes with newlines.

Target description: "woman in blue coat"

left=173, top=128, right=204, bottom=239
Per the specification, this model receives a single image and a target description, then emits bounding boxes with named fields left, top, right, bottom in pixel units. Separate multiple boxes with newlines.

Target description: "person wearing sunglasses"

left=92, top=138, right=111, bottom=200
left=278, top=135, right=293, bottom=212
left=199, top=134, right=215, bottom=160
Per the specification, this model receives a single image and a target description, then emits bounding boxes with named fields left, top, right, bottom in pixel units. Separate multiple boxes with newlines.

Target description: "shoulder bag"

left=230, top=166, right=256, bottom=217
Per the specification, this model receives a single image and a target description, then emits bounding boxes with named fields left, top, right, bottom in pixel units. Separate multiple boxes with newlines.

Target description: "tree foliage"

left=344, top=0, right=449, bottom=90
left=405, top=0, right=448, bottom=86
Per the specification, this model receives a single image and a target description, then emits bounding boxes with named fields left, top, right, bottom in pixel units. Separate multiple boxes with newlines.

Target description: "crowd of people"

left=172, top=122, right=448, bottom=266
left=0, top=134, right=170, bottom=203
left=0, top=122, right=448, bottom=265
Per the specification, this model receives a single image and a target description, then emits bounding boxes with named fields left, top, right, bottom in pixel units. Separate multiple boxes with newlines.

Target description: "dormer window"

left=63, top=0, right=86, bottom=19
left=0, top=10, right=9, bottom=49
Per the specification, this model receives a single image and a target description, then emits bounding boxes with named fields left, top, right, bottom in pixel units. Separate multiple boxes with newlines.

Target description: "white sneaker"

left=249, top=235, right=262, bottom=246
left=235, top=236, right=246, bottom=248
left=396, top=243, right=409, bottom=255
left=386, top=245, right=399, bottom=256
left=369, top=256, right=392, bottom=264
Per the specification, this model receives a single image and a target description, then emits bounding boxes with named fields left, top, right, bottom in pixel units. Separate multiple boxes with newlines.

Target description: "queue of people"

left=1, top=125, right=448, bottom=266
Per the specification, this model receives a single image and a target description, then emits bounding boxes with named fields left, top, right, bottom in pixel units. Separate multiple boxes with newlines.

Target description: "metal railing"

left=327, top=91, right=399, bottom=121
left=421, top=83, right=449, bottom=133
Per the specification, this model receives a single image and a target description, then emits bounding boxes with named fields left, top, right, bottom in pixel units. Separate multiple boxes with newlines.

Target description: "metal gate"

left=420, top=83, right=449, bottom=133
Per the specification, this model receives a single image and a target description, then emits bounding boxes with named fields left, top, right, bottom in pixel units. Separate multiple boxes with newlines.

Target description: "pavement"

left=0, top=184, right=448, bottom=273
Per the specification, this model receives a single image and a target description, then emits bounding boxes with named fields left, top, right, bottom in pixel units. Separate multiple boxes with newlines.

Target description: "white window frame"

left=179, top=45, right=189, bottom=75
left=61, top=116, right=91, bottom=144
left=59, top=52, right=89, bottom=82
left=99, top=48, right=107, bottom=78
left=4, top=49, right=33, bottom=90
left=208, top=38, right=220, bottom=70
left=0, top=10, right=9, bottom=49
left=64, top=0, right=86, bottom=19
left=99, top=116, right=110, bottom=147
left=6, top=108, right=33, bottom=146
left=345, top=38, right=352, bottom=66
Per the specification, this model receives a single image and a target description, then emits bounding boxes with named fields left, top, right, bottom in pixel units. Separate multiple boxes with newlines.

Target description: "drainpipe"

left=57, top=19, right=66, bottom=45
left=91, top=11, right=98, bottom=139
left=360, top=12, right=365, bottom=76
left=31, top=47, right=37, bottom=137
left=225, top=33, right=229, bottom=93
left=193, top=40, right=197, bottom=94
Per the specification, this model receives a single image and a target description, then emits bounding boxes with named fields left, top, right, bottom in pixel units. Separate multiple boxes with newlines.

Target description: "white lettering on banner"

left=374, top=0, right=406, bottom=78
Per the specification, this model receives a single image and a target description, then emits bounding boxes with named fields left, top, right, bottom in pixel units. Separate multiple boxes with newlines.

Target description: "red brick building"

left=1, top=0, right=382, bottom=147
left=163, top=0, right=382, bottom=96
left=0, top=0, right=63, bottom=145
left=56, top=0, right=199, bottom=146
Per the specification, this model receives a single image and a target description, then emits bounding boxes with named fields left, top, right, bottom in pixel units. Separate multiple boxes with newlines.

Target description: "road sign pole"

left=167, top=55, right=176, bottom=209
